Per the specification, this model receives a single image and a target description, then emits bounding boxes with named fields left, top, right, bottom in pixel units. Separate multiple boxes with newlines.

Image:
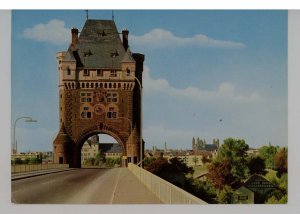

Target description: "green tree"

left=145, top=157, right=194, bottom=188
left=85, top=157, right=95, bottom=166
left=95, top=152, right=105, bottom=166
left=29, top=157, right=41, bottom=164
left=192, top=156, right=199, bottom=166
left=207, top=159, right=236, bottom=188
left=23, top=158, right=30, bottom=164
left=168, top=157, right=194, bottom=175
left=274, top=147, right=287, bottom=175
left=266, top=189, right=287, bottom=204
left=184, top=178, right=217, bottom=204
left=209, top=138, right=250, bottom=187
left=14, top=158, right=22, bottom=164
left=143, top=157, right=156, bottom=167
left=247, top=155, right=266, bottom=175
left=145, top=157, right=169, bottom=175
left=216, top=185, right=236, bottom=204
left=266, top=195, right=287, bottom=204
left=216, top=138, right=249, bottom=162
left=259, top=145, right=278, bottom=169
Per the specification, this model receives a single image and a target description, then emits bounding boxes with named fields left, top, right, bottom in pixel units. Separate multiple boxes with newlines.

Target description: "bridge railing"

left=127, top=163, right=207, bottom=204
left=11, top=163, right=69, bottom=174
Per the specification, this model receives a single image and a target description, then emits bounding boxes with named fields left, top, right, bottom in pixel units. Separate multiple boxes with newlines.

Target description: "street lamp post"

left=13, top=117, right=37, bottom=154
left=134, top=77, right=143, bottom=168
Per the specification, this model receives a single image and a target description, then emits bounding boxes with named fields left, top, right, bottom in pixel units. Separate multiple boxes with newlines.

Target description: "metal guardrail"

left=11, top=163, right=69, bottom=174
left=127, top=163, right=207, bottom=204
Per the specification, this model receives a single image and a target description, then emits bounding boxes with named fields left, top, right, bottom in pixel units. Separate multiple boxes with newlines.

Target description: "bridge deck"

left=12, top=167, right=162, bottom=204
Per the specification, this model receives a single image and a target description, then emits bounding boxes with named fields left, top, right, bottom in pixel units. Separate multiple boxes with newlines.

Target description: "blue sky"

left=11, top=10, right=287, bottom=152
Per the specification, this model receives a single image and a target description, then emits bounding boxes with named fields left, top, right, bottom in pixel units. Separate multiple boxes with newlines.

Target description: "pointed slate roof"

left=121, top=48, right=135, bottom=63
left=100, top=143, right=122, bottom=153
left=53, top=123, right=72, bottom=144
left=63, top=50, right=76, bottom=62
left=64, top=19, right=127, bottom=69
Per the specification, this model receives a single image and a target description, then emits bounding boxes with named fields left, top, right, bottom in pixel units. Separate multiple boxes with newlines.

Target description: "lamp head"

left=25, top=119, right=37, bottom=123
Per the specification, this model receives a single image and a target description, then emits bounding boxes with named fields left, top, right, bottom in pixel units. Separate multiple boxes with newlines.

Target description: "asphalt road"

left=11, top=168, right=161, bottom=204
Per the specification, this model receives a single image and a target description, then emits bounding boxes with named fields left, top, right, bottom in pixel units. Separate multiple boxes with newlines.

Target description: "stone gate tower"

left=53, top=19, right=144, bottom=168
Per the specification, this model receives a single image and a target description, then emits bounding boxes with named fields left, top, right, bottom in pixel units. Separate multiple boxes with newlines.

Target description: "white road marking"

left=109, top=168, right=122, bottom=204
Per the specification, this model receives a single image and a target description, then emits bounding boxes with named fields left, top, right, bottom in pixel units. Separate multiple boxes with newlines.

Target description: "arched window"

left=126, top=68, right=130, bottom=76
left=67, top=67, right=71, bottom=75
left=107, top=105, right=118, bottom=119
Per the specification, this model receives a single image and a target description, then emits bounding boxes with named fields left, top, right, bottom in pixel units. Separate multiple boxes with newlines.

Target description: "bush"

left=216, top=185, right=236, bottom=204
left=184, top=178, right=217, bottom=203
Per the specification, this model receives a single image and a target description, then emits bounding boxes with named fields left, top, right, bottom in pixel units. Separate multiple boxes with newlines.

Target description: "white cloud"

left=143, top=66, right=259, bottom=103
left=131, top=28, right=246, bottom=49
left=22, top=19, right=70, bottom=45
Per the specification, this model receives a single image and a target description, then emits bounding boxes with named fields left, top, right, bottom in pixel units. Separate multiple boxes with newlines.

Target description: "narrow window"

left=107, top=107, right=117, bottom=119
left=97, top=69, right=103, bottom=76
left=110, top=69, right=117, bottom=77
left=126, top=68, right=130, bottom=76
left=83, top=69, right=89, bottom=76
left=107, top=92, right=118, bottom=103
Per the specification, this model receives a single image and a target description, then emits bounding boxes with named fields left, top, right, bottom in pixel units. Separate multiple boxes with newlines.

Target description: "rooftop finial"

left=86, top=10, right=89, bottom=20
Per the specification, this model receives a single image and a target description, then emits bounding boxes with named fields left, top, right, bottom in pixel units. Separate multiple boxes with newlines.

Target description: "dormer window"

left=97, top=30, right=106, bottom=38
left=83, top=69, right=89, bottom=76
left=110, top=69, right=117, bottom=77
left=97, top=69, right=103, bottom=76
left=83, top=50, right=92, bottom=57
left=126, top=68, right=130, bottom=76
left=67, top=67, right=71, bottom=75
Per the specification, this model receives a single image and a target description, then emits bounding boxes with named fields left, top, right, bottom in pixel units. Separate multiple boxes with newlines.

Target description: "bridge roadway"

left=11, top=168, right=162, bottom=204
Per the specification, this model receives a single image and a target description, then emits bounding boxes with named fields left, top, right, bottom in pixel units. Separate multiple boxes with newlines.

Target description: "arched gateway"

left=53, top=18, right=144, bottom=168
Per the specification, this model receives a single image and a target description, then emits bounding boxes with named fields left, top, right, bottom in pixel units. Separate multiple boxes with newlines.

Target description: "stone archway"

left=73, top=123, right=128, bottom=168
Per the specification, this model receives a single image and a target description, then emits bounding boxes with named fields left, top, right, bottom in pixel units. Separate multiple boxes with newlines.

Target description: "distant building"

left=11, top=152, right=42, bottom=163
left=192, top=137, right=219, bottom=153
left=171, top=155, right=203, bottom=167
left=81, top=135, right=100, bottom=164
left=246, top=148, right=259, bottom=156
left=233, top=186, right=255, bottom=204
left=231, top=174, right=277, bottom=204
left=100, top=143, right=122, bottom=159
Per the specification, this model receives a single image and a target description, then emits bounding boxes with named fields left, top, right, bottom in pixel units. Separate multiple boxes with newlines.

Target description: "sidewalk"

left=111, top=168, right=162, bottom=204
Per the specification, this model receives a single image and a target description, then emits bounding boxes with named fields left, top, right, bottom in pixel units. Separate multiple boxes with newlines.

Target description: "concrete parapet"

left=128, top=163, right=207, bottom=204
left=11, top=163, right=69, bottom=174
